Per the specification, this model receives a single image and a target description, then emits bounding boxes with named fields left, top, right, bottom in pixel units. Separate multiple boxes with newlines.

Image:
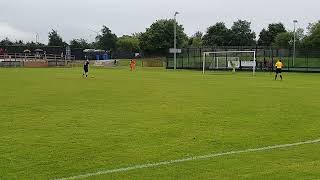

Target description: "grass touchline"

left=55, top=138, right=320, bottom=180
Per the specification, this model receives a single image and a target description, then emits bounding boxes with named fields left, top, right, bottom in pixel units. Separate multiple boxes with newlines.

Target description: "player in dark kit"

left=83, top=60, right=90, bottom=78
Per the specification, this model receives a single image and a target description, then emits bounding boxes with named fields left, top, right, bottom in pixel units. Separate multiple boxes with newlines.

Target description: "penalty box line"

left=54, top=138, right=320, bottom=180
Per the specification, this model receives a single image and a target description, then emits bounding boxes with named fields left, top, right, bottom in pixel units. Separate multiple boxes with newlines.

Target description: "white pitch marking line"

left=54, top=138, right=320, bottom=180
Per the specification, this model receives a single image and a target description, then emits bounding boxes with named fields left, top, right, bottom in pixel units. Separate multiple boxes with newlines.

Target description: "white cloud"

left=0, top=0, right=319, bottom=43
left=0, top=22, right=34, bottom=42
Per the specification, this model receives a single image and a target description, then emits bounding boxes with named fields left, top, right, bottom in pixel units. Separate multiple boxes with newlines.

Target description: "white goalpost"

left=202, top=51, right=256, bottom=75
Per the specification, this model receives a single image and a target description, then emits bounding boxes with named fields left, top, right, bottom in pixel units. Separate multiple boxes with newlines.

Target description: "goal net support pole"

left=202, top=51, right=256, bottom=76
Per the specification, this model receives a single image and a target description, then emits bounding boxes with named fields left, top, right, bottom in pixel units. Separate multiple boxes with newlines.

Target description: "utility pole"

left=173, top=11, right=179, bottom=70
left=35, top=33, right=39, bottom=44
left=293, top=20, right=298, bottom=67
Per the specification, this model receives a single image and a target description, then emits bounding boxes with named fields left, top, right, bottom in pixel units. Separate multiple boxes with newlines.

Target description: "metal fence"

left=0, top=53, right=75, bottom=68
left=0, top=45, right=140, bottom=60
left=166, top=47, right=320, bottom=72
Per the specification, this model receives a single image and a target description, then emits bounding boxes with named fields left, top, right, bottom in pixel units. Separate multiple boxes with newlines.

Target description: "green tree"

left=304, top=21, right=320, bottom=48
left=203, top=22, right=231, bottom=46
left=230, top=20, right=256, bottom=46
left=296, top=28, right=305, bottom=42
left=258, top=23, right=286, bottom=46
left=274, top=28, right=304, bottom=48
left=116, top=35, right=140, bottom=52
left=14, top=40, right=24, bottom=45
left=188, top=31, right=203, bottom=47
left=70, top=38, right=91, bottom=49
left=96, top=26, right=118, bottom=50
left=139, top=19, right=188, bottom=52
left=25, top=41, right=45, bottom=47
left=0, top=38, right=13, bottom=46
left=273, top=32, right=293, bottom=48
left=48, top=29, right=67, bottom=46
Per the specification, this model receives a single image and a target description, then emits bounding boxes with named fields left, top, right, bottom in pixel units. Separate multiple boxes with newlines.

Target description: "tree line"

left=1, top=19, right=320, bottom=53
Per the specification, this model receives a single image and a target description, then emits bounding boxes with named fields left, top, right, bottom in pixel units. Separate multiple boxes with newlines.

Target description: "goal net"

left=209, top=57, right=240, bottom=69
left=202, top=51, right=256, bottom=75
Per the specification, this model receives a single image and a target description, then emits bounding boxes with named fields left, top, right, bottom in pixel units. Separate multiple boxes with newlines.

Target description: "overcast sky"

left=0, top=0, right=319, bottom=43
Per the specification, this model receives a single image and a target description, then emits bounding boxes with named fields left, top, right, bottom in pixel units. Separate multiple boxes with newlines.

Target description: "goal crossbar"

left=202, top=51, right=256, bottom=75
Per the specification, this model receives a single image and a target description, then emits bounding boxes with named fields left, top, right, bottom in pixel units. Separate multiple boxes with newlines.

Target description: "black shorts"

left=84, top=68, right=88, bottom=73
left=276, top=68, right=282, bottom=74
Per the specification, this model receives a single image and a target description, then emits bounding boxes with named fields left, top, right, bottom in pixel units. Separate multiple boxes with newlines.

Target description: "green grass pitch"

left=1, top=67, right=320, bottom=179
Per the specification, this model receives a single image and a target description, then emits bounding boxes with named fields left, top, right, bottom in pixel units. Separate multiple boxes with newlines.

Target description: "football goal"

left=202, top=51, right=256, bottom=75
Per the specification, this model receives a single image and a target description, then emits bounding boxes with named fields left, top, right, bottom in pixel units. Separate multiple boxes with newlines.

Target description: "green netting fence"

left=167, top=47, right=320, bottom=72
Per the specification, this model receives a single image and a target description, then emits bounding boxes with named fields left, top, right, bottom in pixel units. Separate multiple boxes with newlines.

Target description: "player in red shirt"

left=130, top=59, right=136, bottom=71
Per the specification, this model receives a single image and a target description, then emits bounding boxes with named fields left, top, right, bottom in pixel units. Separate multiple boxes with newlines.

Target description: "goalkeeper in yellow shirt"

left=275, top=59, right=284, bottom=80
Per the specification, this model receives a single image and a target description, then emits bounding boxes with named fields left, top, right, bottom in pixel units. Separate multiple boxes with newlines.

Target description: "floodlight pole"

left=202, top=52, right=206, bottom=74
left=253, top=51, right=256, bottom=76
left=174, top=12, right=179, bottom=70
left=35, top=33, right=39, bottom=44
left=293, top=20, right=298, bottom=67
